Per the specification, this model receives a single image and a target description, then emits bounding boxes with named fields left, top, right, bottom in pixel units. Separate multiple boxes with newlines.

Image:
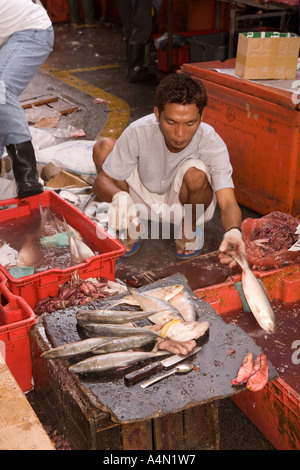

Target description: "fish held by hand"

left=228, top=251, right=275, bottom=332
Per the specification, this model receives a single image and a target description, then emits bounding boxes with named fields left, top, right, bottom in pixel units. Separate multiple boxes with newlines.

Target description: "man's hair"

left=155, top=73, right=208, bottom=115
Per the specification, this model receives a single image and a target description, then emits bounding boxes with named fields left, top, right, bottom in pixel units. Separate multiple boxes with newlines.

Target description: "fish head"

left=259, top=317, right=275, bottom=333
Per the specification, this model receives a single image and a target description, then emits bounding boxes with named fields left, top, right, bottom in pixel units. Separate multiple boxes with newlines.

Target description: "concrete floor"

left=24, top=21, right=275, bottom=450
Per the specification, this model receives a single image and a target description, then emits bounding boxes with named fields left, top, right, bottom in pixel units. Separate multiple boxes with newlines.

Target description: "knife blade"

left=124, top=346, right=201, bottom=384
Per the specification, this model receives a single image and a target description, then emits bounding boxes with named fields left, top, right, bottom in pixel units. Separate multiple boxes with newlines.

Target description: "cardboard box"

left=235, top=32, right=300, bottom=80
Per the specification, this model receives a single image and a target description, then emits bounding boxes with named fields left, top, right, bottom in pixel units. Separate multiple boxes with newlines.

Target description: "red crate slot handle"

left=0, top=277, right=35, bottom=326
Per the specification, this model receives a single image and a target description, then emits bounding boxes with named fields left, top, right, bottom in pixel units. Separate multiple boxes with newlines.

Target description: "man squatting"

left=92, top=73, right=245, bottom=263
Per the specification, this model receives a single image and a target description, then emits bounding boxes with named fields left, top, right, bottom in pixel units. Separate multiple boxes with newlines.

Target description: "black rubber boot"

left=127, top=43, right=156, bottom=83
left=67, top=0, right=81, bottom=24
left=82, top=0, right=99, bottom=26
left=6, top=141, right=44, bottom=199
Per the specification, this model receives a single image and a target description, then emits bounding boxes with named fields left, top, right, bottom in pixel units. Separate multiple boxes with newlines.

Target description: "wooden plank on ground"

left=20, top=94, right=58, bottom=109
left=20, top=94, right=78, bottom=115
left=0, top=353, right=55, bottom=450
left=47, top=99, right=78, bottom=115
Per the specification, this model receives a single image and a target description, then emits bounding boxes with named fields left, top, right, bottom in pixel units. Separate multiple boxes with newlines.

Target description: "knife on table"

left=124, top=346, right=201, bottom=384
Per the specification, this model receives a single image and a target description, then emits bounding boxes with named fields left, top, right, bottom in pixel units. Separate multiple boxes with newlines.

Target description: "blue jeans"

left=0, top=26, right=54, bottom=156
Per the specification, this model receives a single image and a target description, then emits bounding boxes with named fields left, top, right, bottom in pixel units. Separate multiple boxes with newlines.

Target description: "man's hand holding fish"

left=218, top=226, right=246, bottom=268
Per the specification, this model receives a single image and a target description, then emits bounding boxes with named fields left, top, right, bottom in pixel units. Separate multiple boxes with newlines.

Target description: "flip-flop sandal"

left=174, top=226, right=203, bottom=261
left=121, top=238, right=141, bottom=257
left=119, top=224, right=148, bottom=257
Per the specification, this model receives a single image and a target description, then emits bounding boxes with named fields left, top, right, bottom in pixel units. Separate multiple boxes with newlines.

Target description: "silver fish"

left=169, top=290, right=197, bottom=321
left=230, top=252, right=275, bottom=332
left=63, top=216, right=81, bottom=265
left=91, top=334, right=155, bottom=354
left=146, top=284, right=184, bottom=300
left=128, top=287, right=183, bottom=324
left=103, top=284, right=185, bottom=308
left=63, top=217, right=94, bottom=264
left=73, top=235, right=94, bottom=260
left=41, top=337, right=115, bottom=359
left=82, top=323, right=160, bottom=338
left=69, top=350, right=169, bottom=373
left=76, top=309, right=161, bottom=325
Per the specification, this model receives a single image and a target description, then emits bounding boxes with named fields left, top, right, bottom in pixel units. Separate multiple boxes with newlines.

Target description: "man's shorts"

left=126, top=158, right=217, bottom=227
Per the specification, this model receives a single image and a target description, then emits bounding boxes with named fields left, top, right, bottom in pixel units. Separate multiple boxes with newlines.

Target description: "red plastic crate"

left=157, top=44, right=190, bottom=73
left=154, top=29, right=223, bottom=73
left=0, top=270, right=35, bottom=392
left=0, top=191, right=125, bottom=309
left=194, top=264, right=300, bottom=450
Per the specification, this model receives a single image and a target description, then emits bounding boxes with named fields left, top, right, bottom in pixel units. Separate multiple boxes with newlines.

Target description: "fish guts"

left=231, top=353, right=269, bottom=392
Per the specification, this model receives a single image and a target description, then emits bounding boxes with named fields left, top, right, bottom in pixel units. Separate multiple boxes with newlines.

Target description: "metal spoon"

left=140, top=363, right=194, bottom=389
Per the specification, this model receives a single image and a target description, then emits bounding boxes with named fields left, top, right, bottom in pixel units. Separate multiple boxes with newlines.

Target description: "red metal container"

left=0, top=191, right=125, bottom=309
left=194, top=264, right=300, bottom=450
left=0, top=271, right=35, bottom=392
left=182, top=60, right=300, bottom=216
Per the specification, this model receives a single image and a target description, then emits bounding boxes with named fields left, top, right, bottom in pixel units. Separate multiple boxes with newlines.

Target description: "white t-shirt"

left=103, top=113, right=234, bottom=195
left=0, top=0, right=51, bottom=47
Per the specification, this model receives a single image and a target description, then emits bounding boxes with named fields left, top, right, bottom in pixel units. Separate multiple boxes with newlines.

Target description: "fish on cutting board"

left=82, top=323, right=160, bottom=338
left=168, top=289, right=197, bottom=321
left=76, top=308, right=162, bottom=325
left=103, top=284, right=185, bottom=308
left=41, top=337, right=115, bottom=359
left=91, top=334, right=155, bottom=354
left=69, top=350, right=170, bottom=373
left=128, top=287, right=183, bottom=324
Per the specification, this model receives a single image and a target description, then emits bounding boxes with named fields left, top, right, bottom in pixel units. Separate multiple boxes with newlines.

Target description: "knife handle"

left=124, top=361, right=163, bottom=384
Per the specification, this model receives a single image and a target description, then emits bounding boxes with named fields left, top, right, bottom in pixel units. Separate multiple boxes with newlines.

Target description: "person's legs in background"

left=116, top=0, right=156, bottom=82
left=68, top=0, right=99, bottom=27
left=67, top=0, right=81, bottom=26
left=0, top=27, right=54, bottom=198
